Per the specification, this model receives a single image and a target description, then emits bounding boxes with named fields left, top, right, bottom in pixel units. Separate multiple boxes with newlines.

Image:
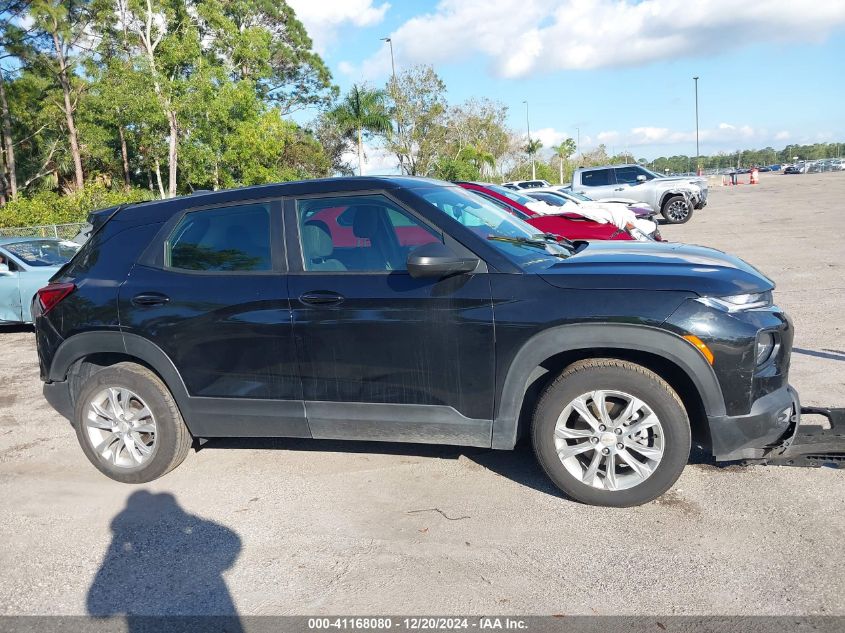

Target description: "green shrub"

left=0, top=185, right=153, bottom=228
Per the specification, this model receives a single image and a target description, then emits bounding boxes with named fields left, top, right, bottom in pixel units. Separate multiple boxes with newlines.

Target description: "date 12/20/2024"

left=307, top=617, right=528, bottom=630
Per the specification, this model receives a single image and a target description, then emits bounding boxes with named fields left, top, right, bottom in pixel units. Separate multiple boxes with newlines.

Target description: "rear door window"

left=581, top=169, right=614, bottom=186
left=166, top=204, right=271, bottom=272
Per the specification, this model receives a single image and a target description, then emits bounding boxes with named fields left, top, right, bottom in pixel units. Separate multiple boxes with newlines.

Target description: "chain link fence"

left=0, top=222, right=86, bottom=241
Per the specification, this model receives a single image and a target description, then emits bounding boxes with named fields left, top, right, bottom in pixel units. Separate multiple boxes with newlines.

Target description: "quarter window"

left=297, top=195, right=441, bottom=272
left=167, top=204, right=271, bottom=272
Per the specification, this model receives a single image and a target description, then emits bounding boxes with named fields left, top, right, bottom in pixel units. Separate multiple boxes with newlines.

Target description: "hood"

left=539, top=241, right=774, bottom=296
left=657, top=175, right=706, bottom=189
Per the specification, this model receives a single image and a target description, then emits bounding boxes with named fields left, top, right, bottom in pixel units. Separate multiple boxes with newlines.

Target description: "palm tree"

left=524, top=138, right=543, bottom=179
left=458, top=145, right=496, bottom=176
left=330, top=85, right=392, bottom=176
left=551, top=138, right=577, bottom=184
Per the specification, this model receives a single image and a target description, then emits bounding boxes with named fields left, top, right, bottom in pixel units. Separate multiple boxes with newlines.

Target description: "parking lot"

left=0, top=172, right=843, bottom=616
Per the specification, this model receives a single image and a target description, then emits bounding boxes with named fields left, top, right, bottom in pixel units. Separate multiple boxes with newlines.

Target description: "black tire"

left=73, top=362, right=192, bottom=483
left=532, top=359, right=690, bottom=507
left=661, top=195, right=693, bottom=224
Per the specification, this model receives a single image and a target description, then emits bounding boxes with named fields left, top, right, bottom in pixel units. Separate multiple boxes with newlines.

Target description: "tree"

left=199, top=0, right=337, bottom=114
left=442, top=97, right=509, bottom=179
left=385, top=65, right=447, bottom=176
left=329, top=84, right=391, bottom=176
left=551, top=138, right=576, bottom=184
left=524, top=137, right=542, bottom=179
left=0, top=69, right=15, bottom=201
left=0, top=1, right=27, bottom=201
left=432, top=145, right=495, bottom=182
left=311, top=112, right=354, bottom=176
left=22, top=0, right=93, bottom=190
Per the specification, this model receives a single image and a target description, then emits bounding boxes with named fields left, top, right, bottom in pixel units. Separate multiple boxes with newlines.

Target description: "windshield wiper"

left=487, top=234, right=572, bottom=257
left=534, top=232, right=575, bottom=248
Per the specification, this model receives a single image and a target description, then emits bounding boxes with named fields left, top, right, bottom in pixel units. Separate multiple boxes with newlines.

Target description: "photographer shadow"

left=87, top=490, right=243, bottom=633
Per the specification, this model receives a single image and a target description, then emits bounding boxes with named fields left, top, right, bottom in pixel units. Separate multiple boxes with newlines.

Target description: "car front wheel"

left=73, top=362, right=192, bottom=483
left=532, top=359, right=691, bottom=507
left=661, top=195, right=693, bottom=224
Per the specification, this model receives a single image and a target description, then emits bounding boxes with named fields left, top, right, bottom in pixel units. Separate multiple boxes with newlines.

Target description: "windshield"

left=3, top=239, right=80, bottom=267
left=416, top=186, right=572, bottom=267
left=528, top=192, right=566, bottom=207
left=562, top=190, right=592, bottom=202
left=640, top=167, right=662, bottom=179
left=483, top=183, right=537, bottom=206
left=469, top=190, right=533, bottom=221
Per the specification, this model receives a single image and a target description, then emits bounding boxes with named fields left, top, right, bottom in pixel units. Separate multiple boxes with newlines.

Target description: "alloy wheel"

left=666, top=199, right=690, bottom=222
left=553, top=390, right=664, bottom=491
left=84, top=387, right=157, bottom=468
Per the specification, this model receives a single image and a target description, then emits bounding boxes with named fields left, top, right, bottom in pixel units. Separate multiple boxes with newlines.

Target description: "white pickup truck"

left=571, top=164, right=707, bottom=224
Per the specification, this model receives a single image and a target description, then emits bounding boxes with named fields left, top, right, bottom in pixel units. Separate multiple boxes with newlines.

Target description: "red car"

left=457, top=181, right=658, bottom=242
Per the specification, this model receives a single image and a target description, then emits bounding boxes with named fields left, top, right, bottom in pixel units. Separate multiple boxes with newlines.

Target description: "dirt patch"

left=650, top=490, right=701, bottom=516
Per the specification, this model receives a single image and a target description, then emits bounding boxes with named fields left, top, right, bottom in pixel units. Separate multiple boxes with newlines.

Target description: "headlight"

left=755, top=331, right=776, bottom=365
left=697, top=291, right=772, bottom=312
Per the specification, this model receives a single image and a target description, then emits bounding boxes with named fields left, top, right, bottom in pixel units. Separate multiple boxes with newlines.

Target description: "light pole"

left=693, top=76, right=700, bottom=175
left=381, top=37, right=402, bottom=173
left=381, top=37, right=396, bottom=81
left=523, top=100, right=535, bottom=179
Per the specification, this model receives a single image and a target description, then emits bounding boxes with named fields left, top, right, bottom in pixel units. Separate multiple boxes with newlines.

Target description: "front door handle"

left=299, top=291, right=344, bottom=306
left=614, top=187, right=625, bottom=191
left=131, top=292, right=170, bottom=307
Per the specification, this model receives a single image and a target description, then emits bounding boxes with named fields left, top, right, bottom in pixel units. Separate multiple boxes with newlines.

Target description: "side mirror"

left=636, top=175, right=647, bottom=183
left=407, top=242, right=479, bottom=279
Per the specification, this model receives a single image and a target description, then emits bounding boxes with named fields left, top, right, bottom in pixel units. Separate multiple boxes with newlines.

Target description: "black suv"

left=34, top=177, right=798, bottom=507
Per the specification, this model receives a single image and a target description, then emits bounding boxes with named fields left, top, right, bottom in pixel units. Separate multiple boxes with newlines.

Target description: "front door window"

left=297, top=194, right=442, bottom=272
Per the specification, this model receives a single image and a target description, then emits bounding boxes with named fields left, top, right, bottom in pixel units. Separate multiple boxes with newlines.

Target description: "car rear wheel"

left=73, top=362, right=192, bottom=483
left=532, top=359, right=691, bottom=507
left=661, top=195, right=693, bottom=224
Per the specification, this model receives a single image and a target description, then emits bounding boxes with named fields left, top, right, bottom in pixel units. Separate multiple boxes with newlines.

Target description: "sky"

left=287, top=0, right=845, bottom=169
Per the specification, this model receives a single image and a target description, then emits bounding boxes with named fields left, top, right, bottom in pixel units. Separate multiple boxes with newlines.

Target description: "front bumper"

left=709, top=385, right=845, bottom=467
left=708, top=385, right=799, bottom=461
left=754, top=406, right=845, bottom=468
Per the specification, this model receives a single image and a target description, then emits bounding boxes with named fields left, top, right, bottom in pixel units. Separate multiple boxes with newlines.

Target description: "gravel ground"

left=0, top=172, right=843, bottom=617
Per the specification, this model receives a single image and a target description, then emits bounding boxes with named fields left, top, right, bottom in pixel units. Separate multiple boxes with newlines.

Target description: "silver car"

left=572, top=164, right=707, bottom=224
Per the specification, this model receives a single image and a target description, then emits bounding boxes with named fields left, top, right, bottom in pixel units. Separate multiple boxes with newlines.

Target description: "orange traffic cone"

left=750, top=168, right=759, bottom=185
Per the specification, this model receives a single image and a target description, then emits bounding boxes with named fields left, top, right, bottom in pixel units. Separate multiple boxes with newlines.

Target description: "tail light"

left=37, top=282, right=76, bottom=315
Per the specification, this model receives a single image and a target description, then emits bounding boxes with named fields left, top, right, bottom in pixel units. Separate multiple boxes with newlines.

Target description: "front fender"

left=491, top=323, right=726, bottom=449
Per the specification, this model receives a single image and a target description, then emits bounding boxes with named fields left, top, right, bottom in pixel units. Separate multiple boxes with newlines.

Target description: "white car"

left=525, top=187, right=656, bottom=216
left=502, top=179, right=552, bottom=190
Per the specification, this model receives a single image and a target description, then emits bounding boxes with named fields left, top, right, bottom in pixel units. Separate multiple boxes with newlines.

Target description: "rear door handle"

left=131, top=292, right=170, bottom=307
left=299, top=291, right=344, bottom=306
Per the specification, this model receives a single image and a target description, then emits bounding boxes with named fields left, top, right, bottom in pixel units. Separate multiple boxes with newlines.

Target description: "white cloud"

left=592, top=123, right=794, bottom=152
left=597, top=130, right=620, bottom=143
left=354, top=0, right=845, bottom=78
left=534, top=127, right=571, bottom=148
left=288, top=0, right=390, bottom=53
left=342, top=143, right=399, bottom=175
